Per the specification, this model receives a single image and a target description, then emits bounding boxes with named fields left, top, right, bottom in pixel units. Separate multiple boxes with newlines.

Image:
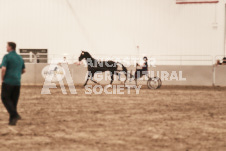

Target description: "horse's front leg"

left=84, top=72, right=91, bottom=86
left=90, top=78, right=98, bottom=84
left=84, top=76, right=89, bottom=86
left=90, top=72, right=98, bottom=84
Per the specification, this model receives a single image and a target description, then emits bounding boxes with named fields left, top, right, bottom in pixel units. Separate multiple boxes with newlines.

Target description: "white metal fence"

left=0, top=53, right=224, bottom=66
left=0, top=54, right=226, bottom=86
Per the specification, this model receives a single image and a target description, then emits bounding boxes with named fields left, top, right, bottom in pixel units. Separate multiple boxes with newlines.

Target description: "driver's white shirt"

left=61, top=60, right=68, bottom=64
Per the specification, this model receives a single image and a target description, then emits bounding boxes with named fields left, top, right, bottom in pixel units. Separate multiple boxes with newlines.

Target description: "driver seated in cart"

left=130, top=56, right=161, bottom=89
left=134, top=56, right=149, bottom=79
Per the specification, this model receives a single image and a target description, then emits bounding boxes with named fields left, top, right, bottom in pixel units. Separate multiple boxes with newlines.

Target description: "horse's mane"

left=84, top=51, right=100, bottom=64
left=84, top=51, right=92, bottom=59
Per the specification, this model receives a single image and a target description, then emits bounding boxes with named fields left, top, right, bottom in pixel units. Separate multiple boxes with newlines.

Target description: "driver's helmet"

left=143, top=56, right=148, bottom=60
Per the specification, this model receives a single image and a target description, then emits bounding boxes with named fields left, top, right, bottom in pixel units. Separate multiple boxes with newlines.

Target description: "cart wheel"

left=147, top=77, right=162, bottom=89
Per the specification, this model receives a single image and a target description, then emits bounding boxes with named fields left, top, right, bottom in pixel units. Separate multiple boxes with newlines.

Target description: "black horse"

left=78, top=51, right=128, bottom=86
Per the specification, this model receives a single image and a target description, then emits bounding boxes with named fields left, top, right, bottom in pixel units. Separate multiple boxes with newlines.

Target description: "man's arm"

left=22, top=60, right=25, bottom=74
left=22, top=69, right=26, bottom=74
left=1, top=55, right=8, bottom=83
left=1, top=66, right=6, bottom=83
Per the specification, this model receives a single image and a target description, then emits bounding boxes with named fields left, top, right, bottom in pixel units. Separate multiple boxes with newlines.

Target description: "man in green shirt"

left=1, top=42, right=25, bottom=126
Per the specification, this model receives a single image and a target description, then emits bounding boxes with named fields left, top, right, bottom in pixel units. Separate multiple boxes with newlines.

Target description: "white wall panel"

left=0, top=0, right=225, bottom=62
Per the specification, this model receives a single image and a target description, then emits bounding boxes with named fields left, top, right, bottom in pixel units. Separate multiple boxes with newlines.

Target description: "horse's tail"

left=117, top=62, right=128, bottom=83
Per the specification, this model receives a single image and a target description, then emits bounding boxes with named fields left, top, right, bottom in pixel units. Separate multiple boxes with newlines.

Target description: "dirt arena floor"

left=0, top=85, right=226, bottom=151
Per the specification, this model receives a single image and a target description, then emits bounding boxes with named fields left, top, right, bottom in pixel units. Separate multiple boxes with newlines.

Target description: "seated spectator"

left=222, top=57, right=226, bottom=65
left=216, top=57, right=226, bottom=65
left=216, top=59, right=222, bottom=65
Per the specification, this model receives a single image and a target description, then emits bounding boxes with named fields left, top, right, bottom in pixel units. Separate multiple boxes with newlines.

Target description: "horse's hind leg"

left=135, top=77, right=137, bottom=86
left=110, top=72, right=114, bottom=85
left=113, top=71, right=120, bottom=81
left=118, top=72, right=121, bottom=81
left=115, top=71, right=127, bottom=85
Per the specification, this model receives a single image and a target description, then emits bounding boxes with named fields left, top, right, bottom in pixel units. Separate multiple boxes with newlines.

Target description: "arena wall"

left=215, top=66, right=226, bottom=86
left=0, top=0, right=225, bottom=58
left=1, top=64, right=225, bottom=86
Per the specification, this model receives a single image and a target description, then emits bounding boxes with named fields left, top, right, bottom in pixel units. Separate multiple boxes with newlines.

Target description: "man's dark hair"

left=8, top=42, right=16, bottom=50
left=223, top=57, right=226, bottom=63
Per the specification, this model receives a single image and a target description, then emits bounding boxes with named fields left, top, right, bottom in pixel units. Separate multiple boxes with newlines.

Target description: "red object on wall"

left=176, top=0, right=219, bottom=4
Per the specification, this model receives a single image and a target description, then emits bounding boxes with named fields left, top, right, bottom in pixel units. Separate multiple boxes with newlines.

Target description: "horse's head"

left=78, top=51, right=91, bottom=61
